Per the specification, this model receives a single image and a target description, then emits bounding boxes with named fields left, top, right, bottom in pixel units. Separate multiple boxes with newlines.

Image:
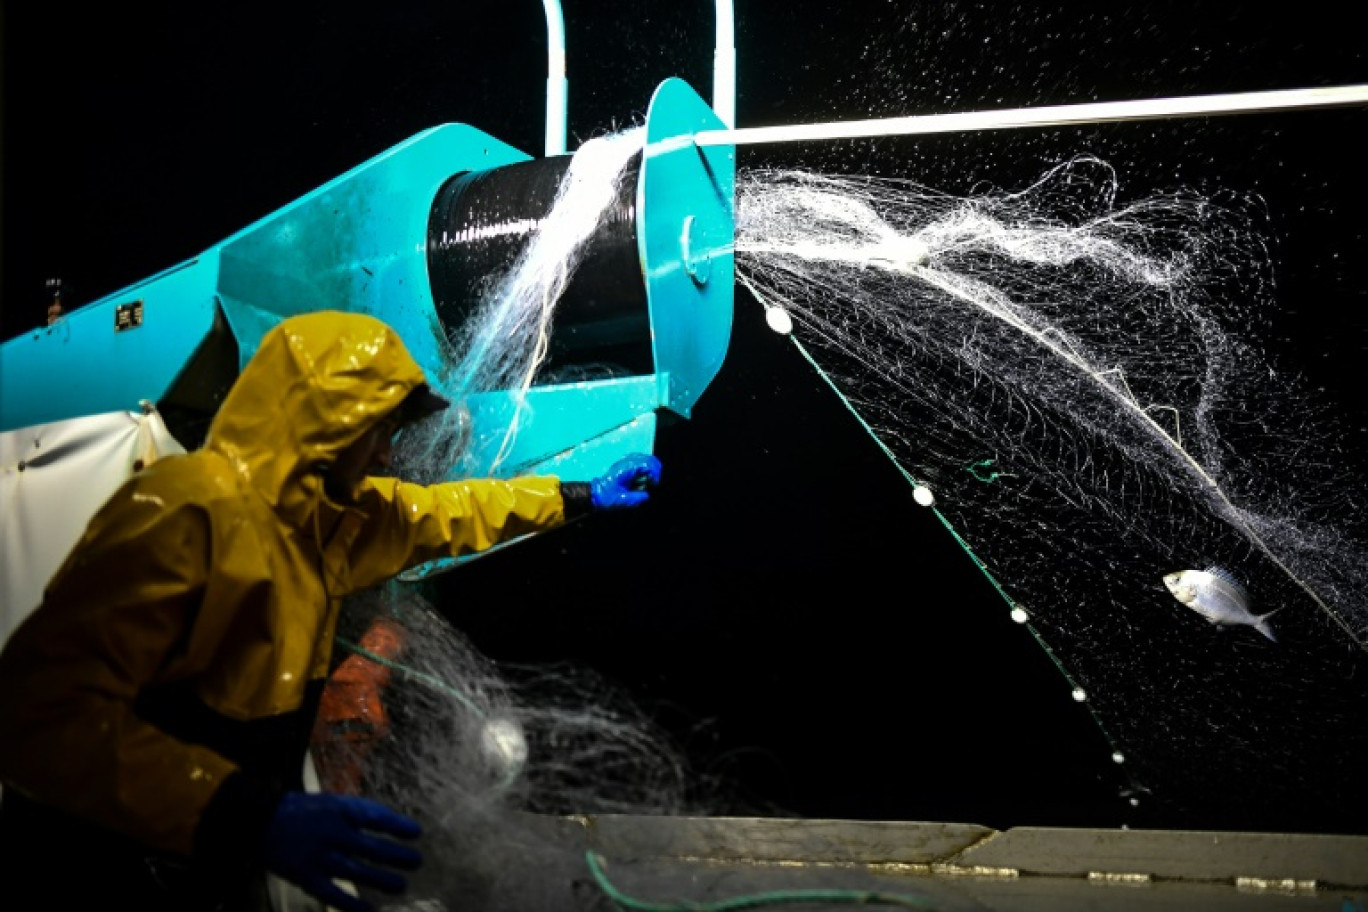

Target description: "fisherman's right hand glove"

left=263, top=791, right=423, bottom=912
left=590, top=452, right=663, bottom=509
left=560, top=453, right=663, bottom=517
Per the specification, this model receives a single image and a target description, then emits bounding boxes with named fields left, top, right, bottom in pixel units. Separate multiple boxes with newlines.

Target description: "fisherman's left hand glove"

left=263, top=791, right=423, bottom=912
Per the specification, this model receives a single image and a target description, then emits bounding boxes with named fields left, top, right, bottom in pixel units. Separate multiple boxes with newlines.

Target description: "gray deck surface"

left=443, top=815, right=1368, bottom=911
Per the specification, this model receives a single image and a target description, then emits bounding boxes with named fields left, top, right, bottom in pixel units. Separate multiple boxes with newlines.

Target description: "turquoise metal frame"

left=0, top=77, right=736, bottom=505
left=454, top=77, right=735, bottom=487
left=0, top=258, right=223, bottom=432
left=639, top=77, right=736, bottom=422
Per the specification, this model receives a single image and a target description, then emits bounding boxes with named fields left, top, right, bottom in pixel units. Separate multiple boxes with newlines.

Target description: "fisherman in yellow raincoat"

left=0, top=310, right=662, bottom=912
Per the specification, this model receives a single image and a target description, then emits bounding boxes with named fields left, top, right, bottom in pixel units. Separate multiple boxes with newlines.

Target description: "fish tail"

left=1255, top=615, right=1278, bottom=644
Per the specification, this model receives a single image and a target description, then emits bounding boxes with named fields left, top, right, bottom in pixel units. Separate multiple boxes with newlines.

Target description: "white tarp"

left=1, top=404, right=186, bottom=646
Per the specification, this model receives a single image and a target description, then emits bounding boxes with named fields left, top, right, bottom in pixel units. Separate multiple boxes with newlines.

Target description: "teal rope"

left=335, top=636, right=483, bottom=716
left=965, top=458, right=1009, bottom=483
left=584, top=851, right=939, bottom=911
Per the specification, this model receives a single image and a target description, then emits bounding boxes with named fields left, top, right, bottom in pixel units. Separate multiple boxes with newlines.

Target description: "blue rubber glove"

left=589, top=453, right=663, bottom=510
left=263, top=791, right=423, bottom=912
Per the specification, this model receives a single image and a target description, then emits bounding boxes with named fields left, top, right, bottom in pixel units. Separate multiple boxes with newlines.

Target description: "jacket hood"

left=206, top=311, right=429, bottom=521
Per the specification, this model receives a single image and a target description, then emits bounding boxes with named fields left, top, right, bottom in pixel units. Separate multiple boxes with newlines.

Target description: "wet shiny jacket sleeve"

left=342, top=474, right=571, bottom=590
left=0, top=490, right=240, bottom=858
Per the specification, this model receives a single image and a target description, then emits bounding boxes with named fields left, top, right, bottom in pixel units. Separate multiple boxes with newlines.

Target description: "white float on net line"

left=765, top=306, right=793, bottom=335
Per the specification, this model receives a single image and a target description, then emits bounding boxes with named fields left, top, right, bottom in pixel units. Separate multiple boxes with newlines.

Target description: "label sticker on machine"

left=115, top=300, right=144, bottom=332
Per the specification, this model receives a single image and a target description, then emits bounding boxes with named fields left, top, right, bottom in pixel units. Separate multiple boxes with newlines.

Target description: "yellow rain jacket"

left=0, top=310, right=579, bottom=885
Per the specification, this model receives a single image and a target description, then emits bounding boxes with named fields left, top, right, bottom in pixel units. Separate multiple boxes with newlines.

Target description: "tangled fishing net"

left=314, top=585, right=719, bottom=911
left=734, top=155, right=1368, bottom=643
left=732, top=155, right=1368, bottom=824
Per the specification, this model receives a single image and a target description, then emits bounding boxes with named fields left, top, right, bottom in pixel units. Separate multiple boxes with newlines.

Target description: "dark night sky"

left=4, top=3, right=1368, bottom=835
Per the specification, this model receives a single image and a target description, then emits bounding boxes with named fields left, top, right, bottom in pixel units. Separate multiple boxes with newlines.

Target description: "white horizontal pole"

left=693, top=83, right=1368, bottom=148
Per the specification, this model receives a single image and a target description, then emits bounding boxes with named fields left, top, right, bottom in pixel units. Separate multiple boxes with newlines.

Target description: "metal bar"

left=693, top=83, right=1368, bottom=148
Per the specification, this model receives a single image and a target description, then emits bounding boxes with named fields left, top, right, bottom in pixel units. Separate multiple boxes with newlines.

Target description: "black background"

left=4, top=3, right=1367, bottom=834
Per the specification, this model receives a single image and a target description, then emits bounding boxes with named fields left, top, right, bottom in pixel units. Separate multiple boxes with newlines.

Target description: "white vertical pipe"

left=713, top=0, right=736, bottom=127
left=542, top=0, right=568, bottom=156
